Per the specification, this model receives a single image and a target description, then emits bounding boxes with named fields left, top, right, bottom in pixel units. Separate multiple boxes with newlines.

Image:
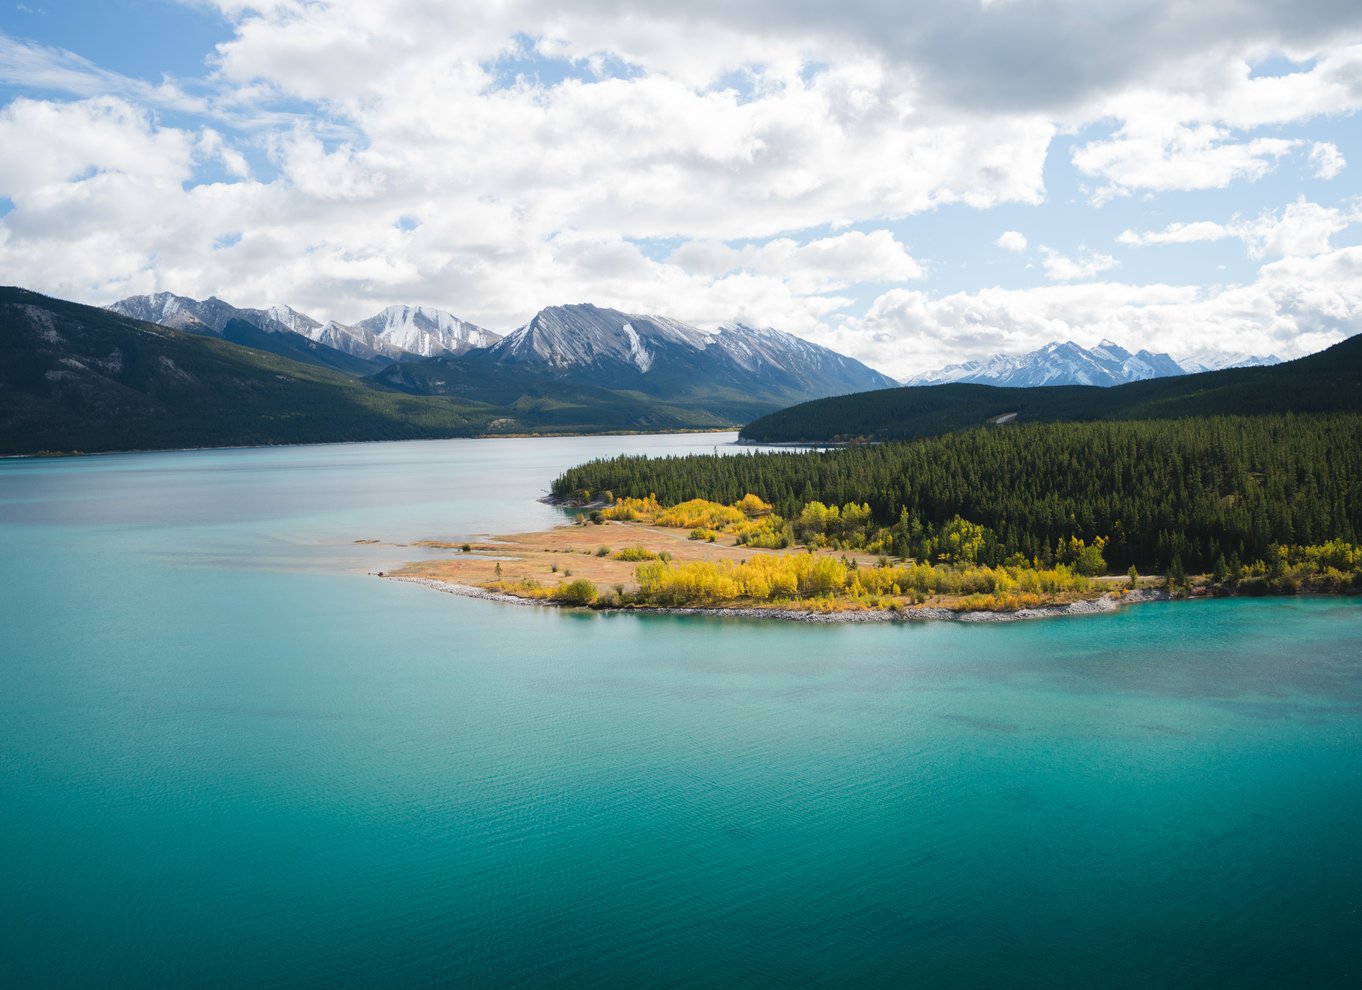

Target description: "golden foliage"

left=598, top=494, right=662, bottom=521
left=656, top=499, right=745, bottom=530
left=631, top=554, right=1091, bottom=608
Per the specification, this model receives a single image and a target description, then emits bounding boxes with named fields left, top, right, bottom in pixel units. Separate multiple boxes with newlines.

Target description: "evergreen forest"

left=552, top=414, right=1362, bottom=575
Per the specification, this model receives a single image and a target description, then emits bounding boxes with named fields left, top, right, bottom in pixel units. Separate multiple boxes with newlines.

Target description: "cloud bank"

left=1, top=0, right=1360, bottom=377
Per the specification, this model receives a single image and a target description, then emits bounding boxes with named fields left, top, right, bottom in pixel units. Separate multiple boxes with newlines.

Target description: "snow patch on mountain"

left=354, top=305, right=500, bottom=358
left=309, top=320, right=398, bottom=361
left=619, top=322, right=653, bottom=372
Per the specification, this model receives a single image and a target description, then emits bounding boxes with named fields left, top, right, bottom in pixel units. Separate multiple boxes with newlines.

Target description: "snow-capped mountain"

left=265, top=304, right=321, bottom=336
left=905, top=339, right=1190, bottom=387
left=108, top=293, right=499, bottom=363
left=481, top=303, right=897, bottom=392
left=488, top=304, right=714, bottom=371
left=712, top=322, right=901, bottom=395
left=308, top=320, right=404, bottom=362
left=355, top=305, right=501, bottom=358
left=374, top=303, right=897, bottom=421
left=109, top=291, right=290, bottom=337
left=1176, top=351, right=1282, bottom=374
left=106, top=293, right=893, bottom=421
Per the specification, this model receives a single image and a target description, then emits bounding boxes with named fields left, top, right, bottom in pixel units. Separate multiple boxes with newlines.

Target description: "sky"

left=2, top=1, right=1361, bottom=378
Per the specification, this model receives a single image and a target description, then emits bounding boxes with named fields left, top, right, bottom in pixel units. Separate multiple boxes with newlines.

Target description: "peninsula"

left=383, top=492, right=1359, bottom=621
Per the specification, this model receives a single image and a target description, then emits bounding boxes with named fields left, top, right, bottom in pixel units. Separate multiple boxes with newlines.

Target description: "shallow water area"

left=2, top=434, right=1360, bottom=988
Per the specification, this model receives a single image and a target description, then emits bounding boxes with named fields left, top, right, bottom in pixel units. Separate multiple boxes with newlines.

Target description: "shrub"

left=656, top=499, right=745, bottom=531
left=613, top=545, right=658, bottom=561
left=733, top=493, right=773, bottom=517
left=598, top=494, right=663, bottom=521
left=558, top=578, right=598, bottom=605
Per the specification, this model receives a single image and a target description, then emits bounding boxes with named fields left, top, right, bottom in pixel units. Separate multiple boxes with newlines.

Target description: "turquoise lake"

left=2, top=434, right=1359, bottom=988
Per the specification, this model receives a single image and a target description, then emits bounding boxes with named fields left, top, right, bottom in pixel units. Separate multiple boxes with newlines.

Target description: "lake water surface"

left=2, top=435, right=1359, bottom=988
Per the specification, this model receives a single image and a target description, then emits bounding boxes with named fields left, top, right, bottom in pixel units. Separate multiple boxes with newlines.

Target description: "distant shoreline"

left=1, top=427, right=743, bottom=461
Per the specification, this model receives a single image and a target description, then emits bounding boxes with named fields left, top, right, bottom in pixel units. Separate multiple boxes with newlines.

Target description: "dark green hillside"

left=740, top=333, right=1362, bottom=442
left=220, top=318, right=384, bottom=376
left=553, top=414, right=1362, bottom=574
left=370, top=350, right=841, bottom=429
left=0, top=287, right=497, bottom=455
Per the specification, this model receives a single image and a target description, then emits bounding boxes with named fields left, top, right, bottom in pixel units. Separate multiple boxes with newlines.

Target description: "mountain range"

left=102, top=293, right=897, bottom=430
left=0, top=287, right=898, bottom=454
left=373, top=303, right=899, bottom=424
left=904, top=339, right=1280, bottom=388
left=109, top=292, right=500, bottom=364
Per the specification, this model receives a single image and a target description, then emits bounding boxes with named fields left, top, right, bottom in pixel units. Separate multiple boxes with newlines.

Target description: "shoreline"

left=385, top=574, right=1173, bottom=623
left=380, top=506, right=1359, bottom=623
left=1, top=428, right=744, bottom=461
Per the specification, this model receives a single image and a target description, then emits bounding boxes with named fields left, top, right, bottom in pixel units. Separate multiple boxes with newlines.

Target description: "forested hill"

left=739, top=333, right=1362, bottom=443
left=0, top=287, right=497, bottom=455
left=553, top=414, right=1362, bottom=575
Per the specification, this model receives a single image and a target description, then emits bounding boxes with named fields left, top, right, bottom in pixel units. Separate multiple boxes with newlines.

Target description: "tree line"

left=552, top=414, right=1362, bottom=573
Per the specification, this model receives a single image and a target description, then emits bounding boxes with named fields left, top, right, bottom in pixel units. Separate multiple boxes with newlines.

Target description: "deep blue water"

left=2, top=436, right=1360, bottom=988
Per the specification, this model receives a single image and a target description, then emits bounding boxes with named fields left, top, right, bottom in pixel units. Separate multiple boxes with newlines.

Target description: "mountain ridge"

left=3, top=287, right=901, bottom=453
left=108, top=292, right=500, bottom=365
left=376, top=303, right=900, bottom=422
left=904, top=338, right=1278, bottom=387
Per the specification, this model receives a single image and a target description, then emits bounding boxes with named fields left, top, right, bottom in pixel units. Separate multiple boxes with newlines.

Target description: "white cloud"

left=1040, top=247, right=1118, bottom=281
left=0, top=8, right=1056, bottom=325
left=1117, top=220, right=1234, bottom=248
left=196, top=129, right=252, bottom=179
left=0, top=34, right=206, bottom=113
left=1119, top=197, right=1359, bottom=259
left=1310, top=141, right=1346, bottom=180
left=4, top=0, right=1362, bottom=366
left=830, top=245, right=1362, bottom=378
left=1235, top=199, right=1357, bottom=258
left=669, top=230, right=921, bottom=293
left=1071, top=43, right=1362, bottom=198
left=1074, top=124, right=1301, bottom=202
